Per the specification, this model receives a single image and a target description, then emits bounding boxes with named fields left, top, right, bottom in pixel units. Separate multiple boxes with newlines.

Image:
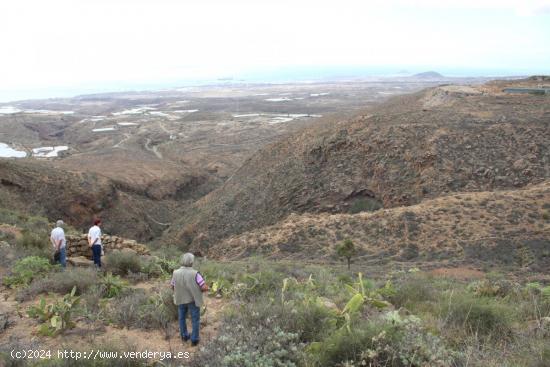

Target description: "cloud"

left=386, top=0, right=550, bottom=15
left=0, top=0, right=548, bottom=101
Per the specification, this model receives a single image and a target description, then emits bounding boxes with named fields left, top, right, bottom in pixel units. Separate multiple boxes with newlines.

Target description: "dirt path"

left=144, top=138, right=163, bottom=159
left=113, top=133, right=131, bottom=148
left=158, top=121, right=172, bottom=135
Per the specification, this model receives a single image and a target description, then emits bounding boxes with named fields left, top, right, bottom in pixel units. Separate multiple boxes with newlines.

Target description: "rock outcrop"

left=66, top=234, right=149, bottom=258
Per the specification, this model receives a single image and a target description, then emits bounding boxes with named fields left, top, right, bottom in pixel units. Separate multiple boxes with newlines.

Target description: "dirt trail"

left=144, top=138, right=163, bottom=159
left=113, top=133, right=131, bottom=148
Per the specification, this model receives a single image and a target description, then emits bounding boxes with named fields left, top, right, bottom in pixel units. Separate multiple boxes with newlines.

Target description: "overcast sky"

left=1, top=0, right=549, bottom=101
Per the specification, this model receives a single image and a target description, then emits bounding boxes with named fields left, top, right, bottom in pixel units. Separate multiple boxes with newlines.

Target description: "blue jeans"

left=178, top=303, right=200, bottom=342
left=59, top=247, right=66, bottom=269
left=91, top=244, right=102, bottom=267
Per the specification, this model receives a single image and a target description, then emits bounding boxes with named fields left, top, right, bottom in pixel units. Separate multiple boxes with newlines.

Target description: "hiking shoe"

left=191, top=341, right=199, bottom=347
left=181, top=335, right=190, bottom=342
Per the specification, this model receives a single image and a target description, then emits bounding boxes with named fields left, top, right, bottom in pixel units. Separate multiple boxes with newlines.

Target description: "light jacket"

left=172, top=266, right=204, bottom=307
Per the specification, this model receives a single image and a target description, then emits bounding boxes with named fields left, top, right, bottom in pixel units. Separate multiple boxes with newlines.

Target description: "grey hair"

left=181, top=252, right=195, bottom=267
left=56, top=220, right=64, bottom=227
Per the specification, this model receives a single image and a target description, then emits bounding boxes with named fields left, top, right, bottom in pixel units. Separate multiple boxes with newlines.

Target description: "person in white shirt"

left=88, top=219, right=102, bottom=268
left=50, top=220, right=66, bottom=269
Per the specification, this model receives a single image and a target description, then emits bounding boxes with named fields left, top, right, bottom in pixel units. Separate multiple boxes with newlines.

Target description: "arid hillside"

left=2, top=79, right=443, bottom=241
left=213, top=181, right=550, bottom=271
left=164, top=78, right=550, bottom=249
left=0, top=159, right=217, bottom=240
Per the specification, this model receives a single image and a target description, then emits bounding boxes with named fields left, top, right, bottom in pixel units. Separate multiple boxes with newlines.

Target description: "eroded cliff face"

left=0, top=159, right=216, bottom=242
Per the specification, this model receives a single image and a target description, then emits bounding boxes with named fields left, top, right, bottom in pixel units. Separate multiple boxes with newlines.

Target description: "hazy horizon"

left=0, top=65, right=546, bottom=103
left=1, top=0, right=549, bottom=102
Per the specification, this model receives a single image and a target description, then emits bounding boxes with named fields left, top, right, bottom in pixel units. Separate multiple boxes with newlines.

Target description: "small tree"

left=336, top=239, right=356, bottom=270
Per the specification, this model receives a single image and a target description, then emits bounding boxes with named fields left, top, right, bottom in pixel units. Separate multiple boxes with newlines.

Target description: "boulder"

left=67, top=256, right=94, bottom=268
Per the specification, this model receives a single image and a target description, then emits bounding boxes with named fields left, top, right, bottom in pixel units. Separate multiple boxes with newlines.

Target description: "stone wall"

left=66, top=234, right=150, bottom=258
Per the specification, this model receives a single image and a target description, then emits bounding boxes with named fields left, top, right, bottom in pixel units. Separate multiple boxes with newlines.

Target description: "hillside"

left=213, top=181, right=550, bottom=271
left=2, top=80, right=445, bottom=242
left=0, top=159, right=217, bottom=240
left=163, top=78, right=550, bottom=249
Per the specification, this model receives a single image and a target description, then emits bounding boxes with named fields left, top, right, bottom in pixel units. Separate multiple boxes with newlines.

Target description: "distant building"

left=503, top=87, right=550, bottom=95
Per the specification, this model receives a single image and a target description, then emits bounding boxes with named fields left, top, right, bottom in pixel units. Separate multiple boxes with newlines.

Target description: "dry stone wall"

left=66, top=234, right=149, bottom=258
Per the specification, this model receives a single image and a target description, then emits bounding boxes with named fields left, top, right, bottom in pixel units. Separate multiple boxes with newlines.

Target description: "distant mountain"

left=413, top=71, right=445, bottom=79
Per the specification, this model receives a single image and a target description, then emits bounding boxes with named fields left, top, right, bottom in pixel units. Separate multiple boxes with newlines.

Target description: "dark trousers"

left=91, top=244, right=102, bottom=267
left=59, top=247, right=66, bottom=269
left=178, top=303, right=200, bottom=342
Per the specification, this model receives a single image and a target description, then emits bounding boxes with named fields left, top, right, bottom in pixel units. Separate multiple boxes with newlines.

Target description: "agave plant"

left=100, top=272, right=127, bottom=298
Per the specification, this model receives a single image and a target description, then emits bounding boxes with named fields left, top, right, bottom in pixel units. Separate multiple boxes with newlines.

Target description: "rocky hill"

left=162, top=78, right=550, bottom=249
left=212, top=181, right=550, bottom=271
left=0, top=159, right=217, bottom=241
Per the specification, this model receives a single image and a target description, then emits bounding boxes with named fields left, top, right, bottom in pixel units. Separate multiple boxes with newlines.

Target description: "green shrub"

left=81, top=284, right=108, bottom=318
left=17, top=268, right=98, bottom=301
left=0, top=230, right=15, bottom=243
left=191, top=301, right=302, bottom=367
left=109, top=291, right=148, bottom=328
left=468, top=273, right=520, bottom=298
left=100, top=273, right=127, bottom=298
left=349, top=198, right=383, bottom=214
left=336, top=273, right=353, bottom=285
left=140, top=256, right=178, bottom=278
left=283, top=298, right=338, bottom=343
left=237, top=269, right=286, bottom=298
left=109, top=288, right=177, bottom=331
left=206, top=266, right=288, bottom=300
left=519, top=282, right=550, bottom=320
left=0, top=209, right=50, bottom=237
left=308, top=312, right=458, bottom=367
left=309, top=318, right=399, bottom=366
left=441, top=292, right=516, bottom=338
left=105, top=250, right=142, bottom=276
left=386, top=275, right=436, bottom=312
left=16, top=230, right=46, bottom=249
left=3, top=256, right=54, bottom=288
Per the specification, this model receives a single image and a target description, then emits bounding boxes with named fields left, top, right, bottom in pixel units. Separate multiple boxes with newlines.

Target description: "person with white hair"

left=170, top=252, right=208, bottom=346
left=50, top=219, right=66, bottom=269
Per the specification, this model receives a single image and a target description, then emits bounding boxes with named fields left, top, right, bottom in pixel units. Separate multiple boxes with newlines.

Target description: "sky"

left=0, top=0, right=549, bottom=101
